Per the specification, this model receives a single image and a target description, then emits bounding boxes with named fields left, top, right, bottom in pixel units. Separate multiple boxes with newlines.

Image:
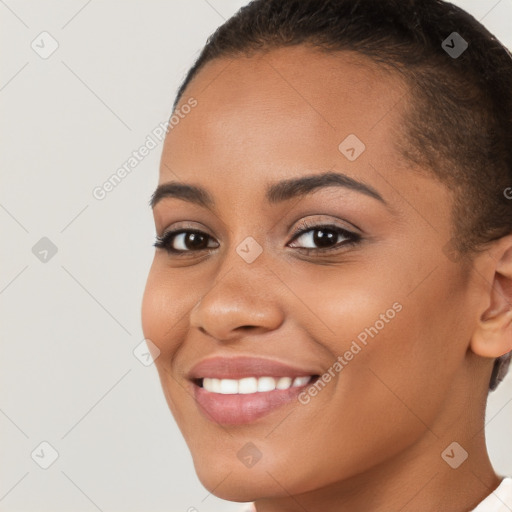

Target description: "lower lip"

left=192, top=379, right=315, bottom=425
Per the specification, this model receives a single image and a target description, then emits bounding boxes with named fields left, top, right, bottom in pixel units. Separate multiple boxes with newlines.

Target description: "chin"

left=194, top=463, right=267, bottom=502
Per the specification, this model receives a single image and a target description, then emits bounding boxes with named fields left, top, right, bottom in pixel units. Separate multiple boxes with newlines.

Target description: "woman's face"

left=141, top=47, right=486, bottom=501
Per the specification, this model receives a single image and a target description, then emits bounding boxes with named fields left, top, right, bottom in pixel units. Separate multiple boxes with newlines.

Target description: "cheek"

left=316, top=266, right=468, bottom=428
left=141, top=266, right=191, bottom=424
left=141, top=263, right=185, bottom=358
left=288, top=260, right=465, bottom=433
left=141, top=269, right=164, bottom=347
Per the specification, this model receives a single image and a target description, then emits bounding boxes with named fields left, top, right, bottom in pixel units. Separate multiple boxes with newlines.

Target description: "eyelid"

left=289, top=215, right=362, bottom=237
left=159, top=213, right=360, bottom=238
left=157, top=220, right=213, bottom=238
left=290, top=224, right=355, bottom=242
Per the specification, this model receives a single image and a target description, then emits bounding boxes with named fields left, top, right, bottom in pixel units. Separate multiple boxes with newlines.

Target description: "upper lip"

left=188, top=356, right=320, bottom=381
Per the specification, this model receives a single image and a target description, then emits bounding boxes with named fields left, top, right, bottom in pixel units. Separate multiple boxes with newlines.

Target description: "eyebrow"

left=149, top=171, right=387, bottom=210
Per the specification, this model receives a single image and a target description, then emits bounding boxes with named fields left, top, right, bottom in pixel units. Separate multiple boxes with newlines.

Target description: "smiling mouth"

left=194, top=375, right=319, bottom=394
left=191, top=374, right=321, bottom=425
left=187, top=355, right=323, bottom=424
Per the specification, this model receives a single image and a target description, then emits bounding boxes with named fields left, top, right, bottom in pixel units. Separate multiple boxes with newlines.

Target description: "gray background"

left=1, top=1, right=511, bottom=511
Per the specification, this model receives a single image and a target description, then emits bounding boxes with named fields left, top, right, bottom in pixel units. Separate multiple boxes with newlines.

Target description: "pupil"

left=313, top=229, right=336, bottom=247
left=186, top=232, right=208, bottom=250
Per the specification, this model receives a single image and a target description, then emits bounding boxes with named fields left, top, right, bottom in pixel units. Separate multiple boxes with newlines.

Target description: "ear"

left=470, top=234, right=512, bottom=359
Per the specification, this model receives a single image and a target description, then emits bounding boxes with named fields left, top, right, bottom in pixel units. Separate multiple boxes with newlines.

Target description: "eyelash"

left=153, top=222, right=361, bottom=257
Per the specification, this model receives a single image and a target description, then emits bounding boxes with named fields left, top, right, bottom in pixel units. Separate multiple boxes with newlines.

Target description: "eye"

left=153, top=229, right=218, bottom=255
left=153, top=222, right=361, bottom=256
left=287, top=223, right=361, bottom=254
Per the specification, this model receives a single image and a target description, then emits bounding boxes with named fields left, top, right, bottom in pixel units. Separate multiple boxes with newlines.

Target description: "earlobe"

left=471, top=308, right=512, bottom=358
left=470, top=235, right=512, bottom=359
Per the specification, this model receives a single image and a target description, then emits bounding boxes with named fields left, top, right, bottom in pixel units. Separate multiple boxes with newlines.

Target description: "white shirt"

left=470, top=477, right=512, bottom=511
left=238, top=477, right=512, bottom=512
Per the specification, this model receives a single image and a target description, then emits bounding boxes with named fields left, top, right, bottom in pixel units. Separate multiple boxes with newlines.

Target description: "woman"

left=141, top=0, right=512, bottom=510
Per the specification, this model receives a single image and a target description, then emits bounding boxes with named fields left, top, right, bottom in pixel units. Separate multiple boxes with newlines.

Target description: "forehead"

left=156, top=46, right=454, bottom=239
left=179, top=45, right=405, bottom=119
left=162, top=46, right=410, bottom=181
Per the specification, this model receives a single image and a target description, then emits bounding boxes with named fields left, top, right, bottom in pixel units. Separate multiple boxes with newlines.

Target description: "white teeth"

left=292, top=376, right=311, bottom=387
left=238, top=377, right=258, bottom=394
left=203, top=378, right=213, bottom=391
left=276, top=377, right=293, bottom=390
left=201, top=376, right=313, bottom=394
left=211, top=378, right=222, bottom=393
left=219, top=379, right=238, bottom=394
left=257, top=377, right=276, bottom=392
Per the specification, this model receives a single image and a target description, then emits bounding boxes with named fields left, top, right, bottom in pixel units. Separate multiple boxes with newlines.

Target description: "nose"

left=189, top=261, right=285, bottom=341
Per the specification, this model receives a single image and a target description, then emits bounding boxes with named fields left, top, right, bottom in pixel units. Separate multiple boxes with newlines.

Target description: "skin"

left=141, top=46, right=512, bottom=512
